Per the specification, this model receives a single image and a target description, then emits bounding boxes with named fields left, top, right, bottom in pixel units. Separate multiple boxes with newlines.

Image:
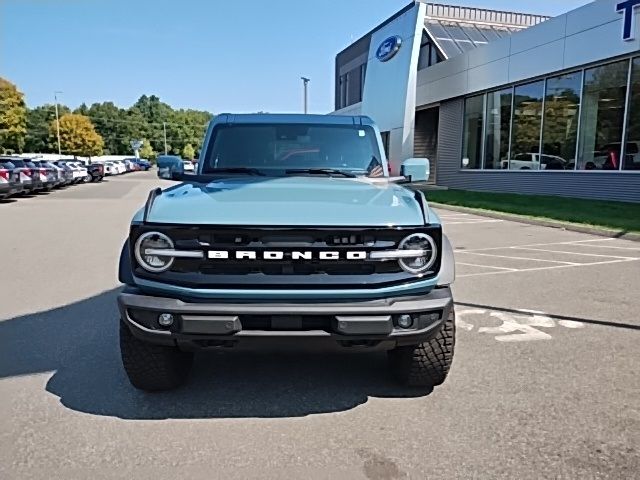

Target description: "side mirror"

left=400, top=157, right=430, bottom=183
left=156, top=156, right=184, bottom=180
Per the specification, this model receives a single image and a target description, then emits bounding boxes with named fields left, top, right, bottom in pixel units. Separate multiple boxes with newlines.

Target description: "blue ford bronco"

left=118, top=114, right=456, bottom=391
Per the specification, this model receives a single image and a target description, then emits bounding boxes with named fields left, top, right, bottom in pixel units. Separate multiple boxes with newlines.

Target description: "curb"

left=429, top=202, right=640, bottom=242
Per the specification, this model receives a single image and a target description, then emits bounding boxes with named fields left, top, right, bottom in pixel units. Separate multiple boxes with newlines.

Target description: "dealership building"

left=333, top=0, right=640, bottom=202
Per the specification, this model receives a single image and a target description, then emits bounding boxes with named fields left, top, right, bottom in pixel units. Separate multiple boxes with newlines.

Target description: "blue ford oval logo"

left=376, top=36, right=402, bottom=62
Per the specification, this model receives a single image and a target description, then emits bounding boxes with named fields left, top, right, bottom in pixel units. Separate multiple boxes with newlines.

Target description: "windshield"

left=202, top=123, right=383, bottom=176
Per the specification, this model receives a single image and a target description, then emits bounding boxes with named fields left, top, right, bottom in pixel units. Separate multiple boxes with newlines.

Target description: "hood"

left=142, top=176, right=429, bottom=226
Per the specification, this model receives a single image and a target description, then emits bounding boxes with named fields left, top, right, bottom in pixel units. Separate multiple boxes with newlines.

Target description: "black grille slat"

left=240, top=315, right=332, bottom=331
left=195, top=261, right=380, bottom=276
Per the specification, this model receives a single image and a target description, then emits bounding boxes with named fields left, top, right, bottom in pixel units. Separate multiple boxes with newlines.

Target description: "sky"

left=1, top=0, right=593, bottom=114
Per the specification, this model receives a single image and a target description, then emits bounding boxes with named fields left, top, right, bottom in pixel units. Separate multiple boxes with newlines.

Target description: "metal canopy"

left=423, top=3, right=550, bottom=60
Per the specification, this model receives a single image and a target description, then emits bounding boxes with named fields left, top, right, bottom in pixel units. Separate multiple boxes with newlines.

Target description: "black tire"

left=119, top=321, right=194, bottom=391
left=387, top=308, right=455, bottom=388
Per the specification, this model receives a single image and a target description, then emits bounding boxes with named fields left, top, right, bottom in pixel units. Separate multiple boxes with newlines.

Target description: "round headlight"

left=397, top=233, right=437, bottom=275
left=134, top=231, right=175, bottom=273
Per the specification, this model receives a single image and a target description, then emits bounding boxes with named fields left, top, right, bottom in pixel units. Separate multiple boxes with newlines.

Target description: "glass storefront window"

left=623, top=57, right=640, bottom=170
left=509, top=80, right=544, bottom=170
left=462, top=94, right=484, bottom=169
left=541, top=72, right=582, bottom=170
left=484, top=88, right=512, bottom=169
left=577, top=60, right=629, bottom=170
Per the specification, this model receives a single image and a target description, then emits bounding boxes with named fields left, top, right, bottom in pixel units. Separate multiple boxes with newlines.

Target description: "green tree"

left=49, top=114, right=104, bottom=156
left=74, top=103, right=89, bottom=116
left=25, top=104, right=71, bottom=152
left=139, top=139, right=155, bottom=160
left=0, top=77, right=27, bottom=153
left=22, top=92, right=212, bottom=156
left=130, top=95, right=212, bottom=156
left=130, top=95, right=174, bottom=154
left=85, top=102, right=140, bottom=155
left=182, top=143, right=195, bottom=159
left=166, top=109, right=211, bottom=156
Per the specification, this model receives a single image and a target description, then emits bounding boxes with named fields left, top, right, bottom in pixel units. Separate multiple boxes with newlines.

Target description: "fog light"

left=158, top=313, right=174, bottom=327
left=428, top=312, right=440, bottom=322
left=397, top=314, right=413, bottom=329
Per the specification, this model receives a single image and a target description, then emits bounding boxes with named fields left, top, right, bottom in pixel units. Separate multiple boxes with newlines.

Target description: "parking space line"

left=457, top=262, right=518, bottom=271
left=459, top=239, right=617, bottom=252
left=458, top=258, right=638, bottom=278
left=512, top=246, right=638, bottom=260
left=573, top=243, right=640, bottom=251
left=458, top=251, right=580, bottom=265
left=567, top=238, right=616, bottom=243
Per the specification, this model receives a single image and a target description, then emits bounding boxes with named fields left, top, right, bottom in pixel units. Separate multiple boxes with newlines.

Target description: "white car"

left=70, top=161, right=91, bottom=182
left=108, top=161, right=125, bottom=174
left=183, top=160, right=195, bottom=173
left=103, top=161, right=118, bottom=176
left=501, top=153, right=570, bottom=170
left=115, top=161, right=127, bottom=174
left=61, top=161, right=89, bottom=183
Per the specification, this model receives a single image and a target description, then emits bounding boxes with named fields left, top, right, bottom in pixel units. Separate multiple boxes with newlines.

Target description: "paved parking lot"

left=1, top=173, right=639, bottom=479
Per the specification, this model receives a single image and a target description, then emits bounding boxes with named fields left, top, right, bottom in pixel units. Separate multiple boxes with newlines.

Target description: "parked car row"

left=0, top=156, right=105, bottom=200
left=0, top=155, right=149, bottom=201
left=99, top=158, right=152, bottom=176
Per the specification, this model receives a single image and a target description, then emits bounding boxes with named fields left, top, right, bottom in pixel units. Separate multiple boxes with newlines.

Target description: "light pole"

left=301, top=77, right=310, bottom=114
left=163, top=122, right=168, bottom=154
left=54, top=91, right=63, bottom=155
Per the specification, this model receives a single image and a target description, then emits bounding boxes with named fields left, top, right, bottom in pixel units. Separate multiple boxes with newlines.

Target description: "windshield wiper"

left=285, top=168, right=356, bottom=178
left=208, top=167, right=265, bottom=176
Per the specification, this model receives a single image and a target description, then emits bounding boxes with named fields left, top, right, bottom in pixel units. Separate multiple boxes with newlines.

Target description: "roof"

left=213, top=114, right=376, bottom=126
left=423, top=3, right=550, bottom=59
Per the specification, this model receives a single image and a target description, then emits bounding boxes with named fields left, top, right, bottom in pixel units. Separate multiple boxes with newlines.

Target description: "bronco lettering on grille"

left=207, top=250, right=368, bottom=260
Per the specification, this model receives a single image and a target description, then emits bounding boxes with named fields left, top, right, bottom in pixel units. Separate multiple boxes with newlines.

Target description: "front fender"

left=118, top=239, right=135, bottom=286
left=437, top=234, right=455, bottom=286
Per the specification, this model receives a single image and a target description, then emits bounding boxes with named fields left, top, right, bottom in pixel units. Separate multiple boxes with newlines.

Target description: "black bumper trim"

left=117, top=287, right=453, bottom=348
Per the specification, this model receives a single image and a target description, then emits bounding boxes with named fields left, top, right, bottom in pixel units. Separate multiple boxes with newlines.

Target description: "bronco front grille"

left=131, top=225, right=442, bottom=289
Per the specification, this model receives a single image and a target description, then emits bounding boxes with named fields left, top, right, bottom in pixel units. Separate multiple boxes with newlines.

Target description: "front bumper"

left=10, top=184, right=24, bottom=195
left=118, top=287, right=453, bottom=350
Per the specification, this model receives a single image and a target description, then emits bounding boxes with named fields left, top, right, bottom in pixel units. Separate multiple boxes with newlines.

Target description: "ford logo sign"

left=376, top=36, right=402, bottom=62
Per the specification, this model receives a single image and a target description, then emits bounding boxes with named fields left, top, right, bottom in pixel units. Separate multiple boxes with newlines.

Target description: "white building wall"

left=417, top=0, right=640, bottom=106
left=358, top=2, right=426, bottom=173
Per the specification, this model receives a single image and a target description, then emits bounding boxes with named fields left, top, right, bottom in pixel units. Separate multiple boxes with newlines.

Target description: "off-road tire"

left=388, top=308, right=455, bottom=388
left=119, top=321, right=194, bottom=391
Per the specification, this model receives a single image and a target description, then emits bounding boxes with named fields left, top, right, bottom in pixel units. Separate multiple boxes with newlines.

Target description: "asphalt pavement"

left=1, top=172, right=638, bottom=479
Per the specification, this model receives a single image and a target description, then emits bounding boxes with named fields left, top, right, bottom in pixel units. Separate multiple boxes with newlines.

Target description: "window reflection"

left=577, top=60, right=629, bottom=170
left=623, top=57, right=640, bottom=170
left=541, top=72, right=582, bottom=170
left=484, top=88, right=512, bottom=169
left=462, top=95, right=484, bottom=169
left=510, top=81, right=544, bottom=170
